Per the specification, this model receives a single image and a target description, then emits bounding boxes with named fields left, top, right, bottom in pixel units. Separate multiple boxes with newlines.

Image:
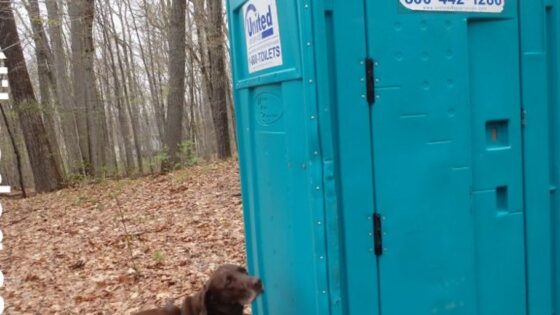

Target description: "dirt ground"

left=0, top=161, right=249, bottom=314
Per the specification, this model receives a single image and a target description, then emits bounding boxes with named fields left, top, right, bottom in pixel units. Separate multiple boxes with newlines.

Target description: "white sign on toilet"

left=243, top=0, right=283, bottom=73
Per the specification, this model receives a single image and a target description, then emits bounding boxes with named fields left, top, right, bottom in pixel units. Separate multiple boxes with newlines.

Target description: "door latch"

left=365, top=58, right=376, bottom=105
left=373, top=213, right=383, bottom=256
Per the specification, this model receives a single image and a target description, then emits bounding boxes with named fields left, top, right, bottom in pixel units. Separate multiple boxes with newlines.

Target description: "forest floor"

left=0, top=160, right=249, bottom=315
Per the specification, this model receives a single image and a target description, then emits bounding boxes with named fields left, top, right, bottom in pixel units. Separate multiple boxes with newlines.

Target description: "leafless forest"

left=0, top=0, right=235, bottom=194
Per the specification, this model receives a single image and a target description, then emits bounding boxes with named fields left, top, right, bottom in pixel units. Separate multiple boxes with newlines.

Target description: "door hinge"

left=521, top=108, right=527, bottom=127
left=373, top=213, right=383, bottom=256
left=365, top=58, right=375, bottom=105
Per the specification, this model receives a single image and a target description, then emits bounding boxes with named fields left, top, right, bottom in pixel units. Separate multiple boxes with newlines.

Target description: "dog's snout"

left=252, top=278, right=264, bottom=292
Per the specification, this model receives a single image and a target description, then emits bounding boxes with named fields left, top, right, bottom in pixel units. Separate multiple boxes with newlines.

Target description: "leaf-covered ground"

left=0, top=161, right=248, bottom=314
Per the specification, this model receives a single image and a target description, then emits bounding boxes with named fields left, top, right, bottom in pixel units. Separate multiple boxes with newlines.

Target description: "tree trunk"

left=99, top=4, right=134, bottom=175
left=0, top=0, right=63, bottom=192
left=70, top=0, right=107, bottom=176
left=0, top=103, right=26, bottom=197
left=133, top=0, right=165, bottom=144
left=186, top=6, right=197, bottom=144
left=99, top=35, right=120, bottom=175
left=162, top=0, right=187, bottom=172
left=69, top=0, right=91, bottom=172
left=83, top=0, right=107, bottom=175
left=26, top=0, right=66, bottom=175
left=46, top=0, right=85, bottom=173
left=206, top=0, right=232, bottom=159
left=115, top=2, right=144, bottom=174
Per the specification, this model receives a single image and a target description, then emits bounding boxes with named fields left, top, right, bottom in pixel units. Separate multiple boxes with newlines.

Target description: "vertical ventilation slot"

left=496, top=186, right=508, bottom=211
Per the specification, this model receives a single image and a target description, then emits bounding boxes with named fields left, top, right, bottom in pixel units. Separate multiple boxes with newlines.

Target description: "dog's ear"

left=164, top=298, right=175, bottom=309
left=164, top=299, right=180, bottom=315
left=198, top=283, right=211, bottom=315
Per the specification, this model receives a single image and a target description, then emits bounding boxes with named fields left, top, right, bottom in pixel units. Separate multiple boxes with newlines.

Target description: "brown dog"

left=134, top=264, right=263, bottom=315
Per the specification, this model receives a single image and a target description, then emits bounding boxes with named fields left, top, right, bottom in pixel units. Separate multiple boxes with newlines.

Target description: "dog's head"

left=202, top=264, right=263, bottom=310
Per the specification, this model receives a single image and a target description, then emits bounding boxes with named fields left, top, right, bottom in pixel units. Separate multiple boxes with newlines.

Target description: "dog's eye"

left=237, top=267, right=247, bottom=274
left=226, top=275, right=234, bottom=285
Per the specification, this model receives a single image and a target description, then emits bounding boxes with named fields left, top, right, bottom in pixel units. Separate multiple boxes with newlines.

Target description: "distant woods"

left=0, top=0, right=235, bottom=193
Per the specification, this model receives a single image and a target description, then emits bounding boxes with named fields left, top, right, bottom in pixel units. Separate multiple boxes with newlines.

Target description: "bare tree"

left=105, top=2, right=144, bottom=174
left=69, top=0, right=91, bottom=171
left=70, top=0, right=109, bottom=176
left=0, top=0, right=63, bottom=192
left=99, top=3, right=134, bottom=175
left=25, top=0, right=65, bottom=173
left=206, top=0, right=232, bottom=159
left=130, top=0, right=165, bottom=142
left=0, top=102, right=26, bottom=197
left=162, top=0, right=187, bottom=171
left=46, top=0, right=84, bottom=174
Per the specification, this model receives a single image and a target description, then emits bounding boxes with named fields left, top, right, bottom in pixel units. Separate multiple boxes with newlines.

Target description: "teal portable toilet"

left=226, top=0, right=559, bottom=314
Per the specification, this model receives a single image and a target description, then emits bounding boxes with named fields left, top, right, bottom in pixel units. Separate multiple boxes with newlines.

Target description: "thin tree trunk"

left=129, top=0, right=164, bottom=147
left=46, top=0, right=84, bottom=174
left=142, top=0, right=166, bottom=142
left=106, top=3, right=136, bottom=174
left=99, top=3, right=134, bottom=175
left=0, top=0, right=63, bottom=192
left=83, top=0, right=107, bottom=175
left=70, top=0, right=108, bottom=176
left=0, top=103, right=26, bottom=197
left=93, top=1, right=118, bottom=175
left=192, top=0, right=217, bottom=157
left=162, top=0, right=187, bottom=172
left=69, top=0, right=91, bottom=172
left=117, top=2, right=144, bottom=174
left=193, top=0, right=211, bottom=92
left=186, top=5, right=197, bottom=144
left=26, top=0, right=66, bottom=175
left=206, top=0, right=231, bottom=159
left=99, top=34, right=120, bottom=175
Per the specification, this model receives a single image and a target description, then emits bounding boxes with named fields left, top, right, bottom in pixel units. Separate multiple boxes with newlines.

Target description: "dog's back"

left=133, top=302, right=181, bottom=315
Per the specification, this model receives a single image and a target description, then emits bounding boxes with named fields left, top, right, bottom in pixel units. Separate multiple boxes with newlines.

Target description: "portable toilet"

left=226, top=0, right=559, bottom=314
